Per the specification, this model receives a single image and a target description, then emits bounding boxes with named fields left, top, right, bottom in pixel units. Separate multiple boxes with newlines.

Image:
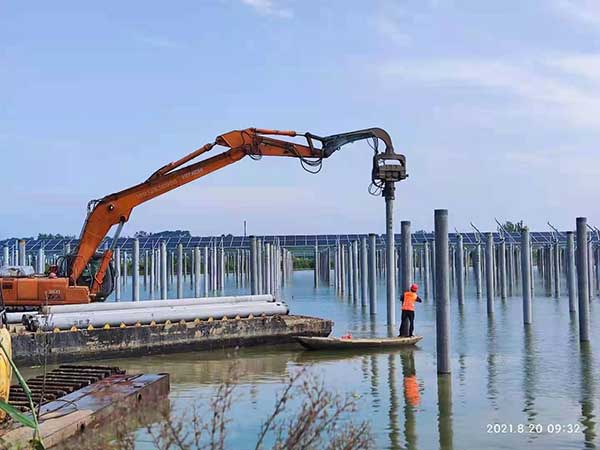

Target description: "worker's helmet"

left=410, top=283, right=418, bottom=292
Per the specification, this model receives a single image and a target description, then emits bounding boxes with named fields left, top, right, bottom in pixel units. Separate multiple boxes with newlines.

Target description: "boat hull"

left=296, top=335, right=422, bottom=350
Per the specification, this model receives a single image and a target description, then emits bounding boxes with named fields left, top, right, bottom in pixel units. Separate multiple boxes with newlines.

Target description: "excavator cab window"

left=58, top=253, right=115, bottom=301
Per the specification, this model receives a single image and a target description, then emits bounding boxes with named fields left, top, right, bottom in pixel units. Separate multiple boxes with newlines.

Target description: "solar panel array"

left=1, top=231, right=597, bottom=254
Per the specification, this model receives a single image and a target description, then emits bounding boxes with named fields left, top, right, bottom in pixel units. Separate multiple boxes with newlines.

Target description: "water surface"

left=46, top=271, right=600, bottom=449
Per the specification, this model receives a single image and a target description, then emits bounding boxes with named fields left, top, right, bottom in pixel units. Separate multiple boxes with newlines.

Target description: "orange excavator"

left=0, top=127, right=406, bottom=308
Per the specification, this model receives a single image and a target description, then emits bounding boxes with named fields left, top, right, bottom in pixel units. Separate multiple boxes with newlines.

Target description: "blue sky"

left=1, top=0, right=599, bottom=238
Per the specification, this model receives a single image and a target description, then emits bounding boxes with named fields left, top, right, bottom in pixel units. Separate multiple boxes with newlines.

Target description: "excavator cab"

left=57, top=253, right=115, bottom=301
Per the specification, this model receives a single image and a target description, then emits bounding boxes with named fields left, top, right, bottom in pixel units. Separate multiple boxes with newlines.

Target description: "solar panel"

left=1, top=230, right=599, bottom=257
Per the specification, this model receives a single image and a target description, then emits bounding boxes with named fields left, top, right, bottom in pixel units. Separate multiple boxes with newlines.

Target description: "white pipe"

left=31, top=301, right=288, bottom=330
left=6, top=312, right=28, bottom=324
left=41, top=294, right=275, bottom=314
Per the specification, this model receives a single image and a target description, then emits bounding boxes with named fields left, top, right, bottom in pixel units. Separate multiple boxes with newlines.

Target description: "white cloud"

left=554, top=0, right=600, bottom=26
left=240, top=0, right=293, bottom=18
left=373, top=14, right=411, bottom=46
left=372, top=1, right=445, bottom=47
left=379, top=57, right=600, bottom=129
left=548, top=54, right=600, bottom=79
left=505, top=148, right=600, bottom=191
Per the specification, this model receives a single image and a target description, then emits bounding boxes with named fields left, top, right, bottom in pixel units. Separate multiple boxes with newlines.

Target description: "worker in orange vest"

left=399, top=283, right=422, bottom=337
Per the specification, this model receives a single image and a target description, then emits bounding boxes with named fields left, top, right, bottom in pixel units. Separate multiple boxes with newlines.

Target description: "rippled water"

left=32, top=270, right=600, bottom=449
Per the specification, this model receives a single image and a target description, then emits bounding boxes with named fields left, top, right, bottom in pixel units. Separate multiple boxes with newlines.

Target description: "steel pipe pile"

left=6, top=295, right=280, bottom=324
left=41, top=294, right=278, bottom=314
left=27, top=300, right=289, bottom=331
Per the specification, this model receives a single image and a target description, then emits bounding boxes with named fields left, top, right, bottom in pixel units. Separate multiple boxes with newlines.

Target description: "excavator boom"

left=0, top=127, right=403, bottom=307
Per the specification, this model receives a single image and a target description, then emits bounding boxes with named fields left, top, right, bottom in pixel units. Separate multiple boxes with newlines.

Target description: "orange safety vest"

left=402, top=291, right=418, bottom=311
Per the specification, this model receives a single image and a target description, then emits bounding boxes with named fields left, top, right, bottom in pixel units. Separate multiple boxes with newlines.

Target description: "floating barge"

left=10, top=314, right=333, bottom=366
left=0, top=366, right=169, bottom=449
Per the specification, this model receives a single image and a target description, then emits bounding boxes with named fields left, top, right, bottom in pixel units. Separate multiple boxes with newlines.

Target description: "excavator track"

left=8, top=365, right=125, bottom=411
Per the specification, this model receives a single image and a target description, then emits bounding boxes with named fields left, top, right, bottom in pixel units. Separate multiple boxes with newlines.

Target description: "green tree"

left=502, top=221, right=528, bottom=233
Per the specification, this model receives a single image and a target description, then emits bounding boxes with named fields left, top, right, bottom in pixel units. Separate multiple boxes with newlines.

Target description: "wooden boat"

left=296, top=335, right=422, bottom=350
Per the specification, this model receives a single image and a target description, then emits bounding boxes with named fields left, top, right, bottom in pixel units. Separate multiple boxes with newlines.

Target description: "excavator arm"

left=68, top=127, right=401, bottom=298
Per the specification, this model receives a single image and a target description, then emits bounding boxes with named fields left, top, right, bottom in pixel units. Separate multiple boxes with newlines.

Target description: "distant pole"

left=368, top=234, right=377, bottom=315
left=18, top=240, right=26, bottom=266
left=265, top=243, right=272, bottom=294
left=505, top=244, right=511, bottom=296
left=347, top=244, right=354, bottom=299
left=435, top=209, right=451, bottom=374
left=587, top=241, right=593, bottom=300
left=423, top=242, right=430, bottom=299
left=529, top=244, right=535, bottom=298
left=336, top=244, right=341, bottom=293
left=123, top=250, right=128, bottom=287
left=314, top=245, right=319, bottom=288
left=553, top=242, right=561, bottom=298
left=257, top=240, right=263, bottom=294
left=431, top=241, right=437, bottom=299
left=244, top=220, right=247, bottom=238
left=576, top=218, right=590, bottom=342
left=352, top=241, right=359, bottom=303
left=521, top=229, right=532, bottom=325
left=456, top=235, right=464, bottom=305
left=400, top=221, right=412, bottom=293
left=132, top=238, right=140, bottom=301
left=144, top=250, right=149, bottom=287
left=340, top=245, right=346, bottom=296
left=176, top=243, right=183, bottom=298
left=160, top=241, right=167, bottom=300
left=566, top=232, right=577, bottom=312
left=2, top=246, right=8, bottom=266
left=194, top=247, right=201, bottom=298
left=485, top=233, right=495, bottom=314
left=360, top=236, right=368, bottom=305
left=250, top=236, right=258, bottom=295
left=384, top=181, right=396, bottom=326
left=499, top=240, right=507, bottom=299
left=149, top=248, right=155, bottom=299
left=37, top=248, right=44, bottom=274
left=115, top=247, right=121, bottom=301
left=219, top=245, right=225, bottom=291
left=474, top=243, right=482, bottom=297
left=203, top=247, right=209, bottom=297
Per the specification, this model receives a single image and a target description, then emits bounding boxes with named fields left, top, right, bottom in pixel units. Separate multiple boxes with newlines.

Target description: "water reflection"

left=457, top=302, right=466, bottom=350
left=522, top=326, right=537, bottom=424
left=580, top=342, right=596, bottom=448
left=97, top=348, right=295, bottom=385
left=486, top=317, right=498, bottom=410
left=370, top=354, right=381, bottom=410
left=361, top=355, right=369, bottom=383
left=401, top=351, right=419, bottom=450
left=437, top=374, right=454, bottom=450
left=458, top=353, right=467, bottom=406
left=27, top=271, right=600, bottom=450
left=387, top=353, right=400, bottom=450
